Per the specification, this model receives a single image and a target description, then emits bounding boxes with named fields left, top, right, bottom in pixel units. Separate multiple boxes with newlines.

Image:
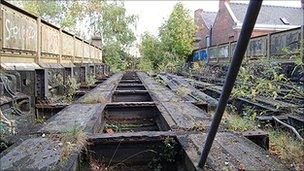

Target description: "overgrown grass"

left=60, top=127, right=88, bottom=162
left=225, top=114, right=257, bottom=132
left=86, top=75, right=97, bottom=86
left=49, top=125, right=88, bottom=163
left=268, top=130, right=304, bottom=170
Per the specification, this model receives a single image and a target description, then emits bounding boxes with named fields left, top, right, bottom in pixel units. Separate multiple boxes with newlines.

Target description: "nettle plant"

left=64, top=76, right=80, bottom=102
left=232, top=58, right=288, bottom=100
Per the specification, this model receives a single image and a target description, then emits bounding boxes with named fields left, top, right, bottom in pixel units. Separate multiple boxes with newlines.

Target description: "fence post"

left=267, top=33, right=271, bottom=59
left=59, top=28, right=62, bottom=64
left=36, top=17, right=41, bottom=63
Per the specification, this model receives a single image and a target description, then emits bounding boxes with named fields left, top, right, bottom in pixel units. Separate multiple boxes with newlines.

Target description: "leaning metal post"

left=197, top=0, right=263, bottom=168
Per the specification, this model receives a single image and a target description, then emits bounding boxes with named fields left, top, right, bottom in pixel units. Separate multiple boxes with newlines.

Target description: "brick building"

left=194, top=9, right=217, bottom=50
left=194, top=0, right=303, bottom=48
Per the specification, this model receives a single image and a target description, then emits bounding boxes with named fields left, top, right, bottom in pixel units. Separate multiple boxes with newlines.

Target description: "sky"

left=125, top=0, right=302, bottom=37
left=124, top=0, right=302, bottom=56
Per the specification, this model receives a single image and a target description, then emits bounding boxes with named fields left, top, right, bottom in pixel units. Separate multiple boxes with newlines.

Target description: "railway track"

left=0, top=72, right=286, bottom=170
left=158, top=73, right=304, bottom=141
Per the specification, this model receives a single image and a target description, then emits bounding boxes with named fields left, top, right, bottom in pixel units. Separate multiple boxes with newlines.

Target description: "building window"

left=205, top=36, right=210, bottom=47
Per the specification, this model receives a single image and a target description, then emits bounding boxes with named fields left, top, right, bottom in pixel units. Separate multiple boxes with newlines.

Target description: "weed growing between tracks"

left=48, top=124, right=89, bottom=164
left=268, top=130, right=304, bottom=170
left=223, top=106, right=304, bottom=170
left=82, top=137, right=181, bottom=170
left=86, top=75, right=97, bottom=87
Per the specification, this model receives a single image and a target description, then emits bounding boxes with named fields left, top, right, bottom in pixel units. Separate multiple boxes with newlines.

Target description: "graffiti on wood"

left=248, top=37, right=267, bottom=57
left=271, top=29, right=301, bottom=56
left=3, top=6, right=37, bottom=51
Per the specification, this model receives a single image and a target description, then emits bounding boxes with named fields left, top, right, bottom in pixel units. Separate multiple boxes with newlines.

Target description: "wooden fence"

left=0, top=0, right=102, bottom=64
left=194, top=26, right=304, bottom=64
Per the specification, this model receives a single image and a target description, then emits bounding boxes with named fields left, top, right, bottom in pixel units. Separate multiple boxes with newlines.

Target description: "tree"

left=20, top=1, right=137, bottom=72
left=138, top=3, right=196, bottom=72
left=159, top=3, right=196, bottom=61
left=98, top=1, right=137, bottom=72
left=22, top=1, right=86, bottom=33
left=139, top=32, right=163, bottom=70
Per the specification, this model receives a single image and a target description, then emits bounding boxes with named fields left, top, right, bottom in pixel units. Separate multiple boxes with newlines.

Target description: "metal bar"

left=197, top=0, right=263, bottom=168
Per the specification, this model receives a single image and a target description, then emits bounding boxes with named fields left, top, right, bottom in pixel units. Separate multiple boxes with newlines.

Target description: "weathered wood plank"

left=39, top=104, right=104, bottom=133
left=178, top=132, right=285, bottom=170
left=0, top=138, right=62, bottom=170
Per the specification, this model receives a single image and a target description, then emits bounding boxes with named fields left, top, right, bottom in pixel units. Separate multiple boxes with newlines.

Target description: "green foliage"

left=139, top=3, right=196, bottom=72
left=22, top=1, right=137, bottom=72
left=232, top=58, right=287, bottom=100
left=139, top=32, right=164, bottom=70
left=99, top=2, right=137, bottom=72
left=225, top=106, right=257, bottom=132
left=269, top=130, right=304, bottom=170
left=159, top=3, right=196, bottom=60
left=64, top=77, right=80, bottom=103
left=226, top=114, right=256, bottom=132
left=86, top=75, right=97, bottom=86
left=22, top=1, right=85, bottom=32
left=138, top=57, right=153, bottom=73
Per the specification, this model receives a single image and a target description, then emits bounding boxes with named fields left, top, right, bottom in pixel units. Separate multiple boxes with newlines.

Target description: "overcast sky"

left=125, top=0, right=302, bottom=38
left=123, top=0, right=302, bottom=56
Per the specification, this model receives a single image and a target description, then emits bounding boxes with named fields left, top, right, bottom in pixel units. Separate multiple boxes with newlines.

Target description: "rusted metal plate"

left=62, top=33, right=74, bottom=56
left=2, top=5, right=37, bottom=51
left=41, top=23, right=60, bottom=55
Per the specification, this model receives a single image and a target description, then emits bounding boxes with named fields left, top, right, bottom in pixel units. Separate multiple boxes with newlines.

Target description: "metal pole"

left=197, top=0, right=263, bottom=168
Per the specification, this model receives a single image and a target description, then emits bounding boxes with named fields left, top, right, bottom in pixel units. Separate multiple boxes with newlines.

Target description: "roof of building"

left=201, top=11, right=218, bottom=29
left=229, top=3, right=303, bottom=26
